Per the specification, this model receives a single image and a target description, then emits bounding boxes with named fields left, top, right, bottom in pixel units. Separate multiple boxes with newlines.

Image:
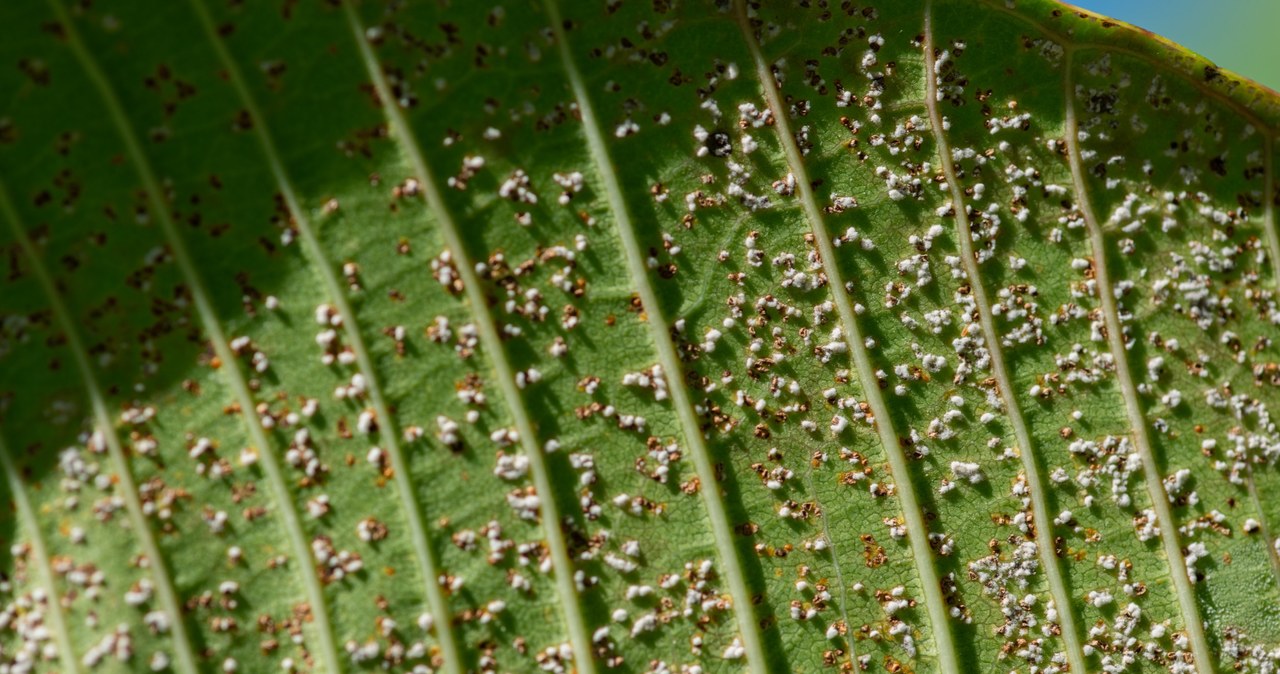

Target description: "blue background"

left=1069, top=1, right=1278, bottom=92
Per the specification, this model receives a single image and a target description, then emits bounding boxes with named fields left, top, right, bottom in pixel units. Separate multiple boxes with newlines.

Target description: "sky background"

left=1069, top=1, right=1279, bottom=92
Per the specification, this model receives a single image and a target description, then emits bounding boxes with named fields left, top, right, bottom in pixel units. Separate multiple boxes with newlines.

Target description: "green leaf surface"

left=1, top=1, right=1277, bottom=673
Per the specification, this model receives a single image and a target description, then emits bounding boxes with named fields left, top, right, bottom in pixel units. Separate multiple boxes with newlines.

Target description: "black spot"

left=1086, top=90, right=1117, bottom=115
left=706, top=130, right=733, bottom=158
left=1209, top=156, right=1227, bottom=177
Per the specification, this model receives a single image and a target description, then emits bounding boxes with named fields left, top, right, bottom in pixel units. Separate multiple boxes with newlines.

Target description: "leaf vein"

left=543, top=2, right=773, bottom=671
left=1063, top=51, right=1214, bottom=674
left=976, top=0, right=1276, bottom=134
left=1254, top=136, right=1280, bottom=593
left=922, top=4, right=1088, bottom=672
left=45, top=1, right=344, bottom=670
left=803, top=465, right=859, bottom=671
left=735, top=3, right=960, bottom=671
left=339, top=3, right=598, bottom=672
left=1265, top=138, right=1279, bottom=302
left=0, top=179, right=197, bottom=674
left=185, top=2, right=463, bottom=670
left=0, top=433, right=82, bottom=674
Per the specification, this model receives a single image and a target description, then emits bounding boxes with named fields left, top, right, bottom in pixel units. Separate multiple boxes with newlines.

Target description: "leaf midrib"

left=45, top=1, right=345, bottom=671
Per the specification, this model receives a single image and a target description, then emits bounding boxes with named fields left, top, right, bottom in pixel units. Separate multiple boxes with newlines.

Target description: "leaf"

left=0, top=1, right=1277, bottom=673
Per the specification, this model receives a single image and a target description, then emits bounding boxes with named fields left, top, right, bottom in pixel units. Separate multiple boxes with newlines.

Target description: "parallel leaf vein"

left=45, top=1, right=343, bottom=671
left=1265, top=138, right=1279, bottom=295
left=1063, top=52, right=1214, bottom=674
left=1244, top=465, right=1280, bottom=592
left=1254, top=135, right=1280, bottom=593
left=0, top=178, right=196, bottom=674
left=804, top=466, right=858, bottom=671
left=543, top=1, right=770, bottom=672
left=185, top=2, right=462, bottom=671
left=338, top=3, right=598, bottom=672
left=0, top=433, right=81, bottom=674
left=735, top=3, right=959, bottom=672
left=921, top=4, right=1087, bottom=672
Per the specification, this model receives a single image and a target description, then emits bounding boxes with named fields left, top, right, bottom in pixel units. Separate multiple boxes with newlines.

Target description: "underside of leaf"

left=1, top=1, right=1278, bottom=673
